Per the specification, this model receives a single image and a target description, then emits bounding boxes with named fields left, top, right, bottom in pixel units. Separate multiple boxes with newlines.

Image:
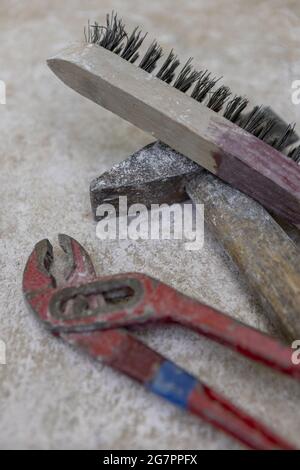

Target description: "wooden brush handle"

left=187, top=173, right=300, bottom=341
left=48, top=43, right=300, bottom=225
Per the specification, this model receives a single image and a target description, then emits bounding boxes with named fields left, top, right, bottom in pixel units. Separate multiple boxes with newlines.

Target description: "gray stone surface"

left=1, top=0, right=300, bottom=450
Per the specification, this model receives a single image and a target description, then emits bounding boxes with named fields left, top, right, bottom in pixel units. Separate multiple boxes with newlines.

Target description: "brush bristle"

left=288, top=145, right=300, bottom=164
left=223, top=96, right=249, bottom=123
left=85, top=11, right=300, bottom=164
left=156, top=50, right=180, bottom=84
left=139, top=41, right=163, bottom=73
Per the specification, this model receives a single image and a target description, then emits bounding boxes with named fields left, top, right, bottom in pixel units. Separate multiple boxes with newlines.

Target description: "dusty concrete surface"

left=1, top=0, right=300, bottom=450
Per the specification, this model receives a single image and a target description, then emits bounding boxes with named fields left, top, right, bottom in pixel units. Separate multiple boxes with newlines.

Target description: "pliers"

left=22, top=234, right=300, bottom=450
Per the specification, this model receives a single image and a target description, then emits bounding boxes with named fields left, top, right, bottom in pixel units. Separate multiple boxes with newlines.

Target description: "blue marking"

left=147, top=360, right=197, bottom=408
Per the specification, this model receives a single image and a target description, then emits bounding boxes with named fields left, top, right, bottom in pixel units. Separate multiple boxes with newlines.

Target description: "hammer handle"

left=187, top=172, right=300, bottom=341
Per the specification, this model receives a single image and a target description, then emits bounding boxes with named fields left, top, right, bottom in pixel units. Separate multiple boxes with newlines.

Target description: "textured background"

left=1, top=0, right=300, bottom=449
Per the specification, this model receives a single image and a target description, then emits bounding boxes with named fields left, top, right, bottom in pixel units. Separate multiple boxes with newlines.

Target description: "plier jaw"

left=22, top=238, right=56, bottom=327
left=22, top=234, right=157, bottom=334
left=22, top=234, right=98, bottom=330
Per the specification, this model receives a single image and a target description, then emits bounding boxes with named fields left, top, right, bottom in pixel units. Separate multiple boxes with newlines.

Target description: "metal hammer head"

left=90, top=141, right=201, bottom=220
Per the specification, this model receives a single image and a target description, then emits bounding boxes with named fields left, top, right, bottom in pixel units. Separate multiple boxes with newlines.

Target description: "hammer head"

left=90, top=141, right=201, bottom=220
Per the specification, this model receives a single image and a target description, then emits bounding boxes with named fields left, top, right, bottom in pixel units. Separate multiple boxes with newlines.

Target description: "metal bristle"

left=223, top=96, right=249, bottom=123
left=207, top=86, right=231, bottom=112
left=86, top=21, right=102, bottom=44
left=239, top=106, right=268, bottom=136
left=84, top=21, right=91, bottom=43
left=156, top=50, right=180, bottom=84
left=269, top=124, right=296, bottom=152
left=121, top=27, right=147, bottom=63
left=256, top=118, right=276, bottom=141
left=191, top=72, right=220, bottom=102
left=288, top=145, right=300, bottom=164
left=87, top=13, right=127, bottom=53
left=173, top=58, right=202, bottom=93
left=102, top=12, right=127, bottom=52
left=139, top=41, right=163, bottom=73
left=85, top=12, right=298, bottom=161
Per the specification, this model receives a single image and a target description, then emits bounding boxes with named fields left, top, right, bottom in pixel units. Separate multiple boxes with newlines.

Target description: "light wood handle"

left=187, top=173, right=300, bottom=341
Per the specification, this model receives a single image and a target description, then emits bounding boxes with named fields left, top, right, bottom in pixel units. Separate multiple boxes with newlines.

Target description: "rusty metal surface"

left=22, top=234, right=300, bottom=449
left=90, top=141, right=201, bottom=220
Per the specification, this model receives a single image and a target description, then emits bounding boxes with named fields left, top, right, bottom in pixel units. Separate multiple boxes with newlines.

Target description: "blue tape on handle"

left=147, top=360, right=197, bottom=408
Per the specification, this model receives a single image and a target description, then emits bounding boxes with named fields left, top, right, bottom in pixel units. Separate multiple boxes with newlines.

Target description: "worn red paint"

left=210, top=118, right=300, bottom=224
left=188, top=385, right=294, bottom=450
left=22, top=234, right=299, bottom=450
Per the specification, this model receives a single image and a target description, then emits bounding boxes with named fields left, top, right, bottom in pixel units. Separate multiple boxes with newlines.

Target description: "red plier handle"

left=22, top=235, right=299, bottom=450
left=47, top=273, right=300, bottom=381
left=64, top=328, right=294, bottom=450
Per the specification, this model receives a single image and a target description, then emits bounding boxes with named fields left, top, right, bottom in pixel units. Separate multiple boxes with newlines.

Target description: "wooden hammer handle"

left=187, top=173, right=300, bottom=341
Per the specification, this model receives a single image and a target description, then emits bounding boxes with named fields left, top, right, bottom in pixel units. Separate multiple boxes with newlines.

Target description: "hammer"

left=90, top=138, right=300, bottom=342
